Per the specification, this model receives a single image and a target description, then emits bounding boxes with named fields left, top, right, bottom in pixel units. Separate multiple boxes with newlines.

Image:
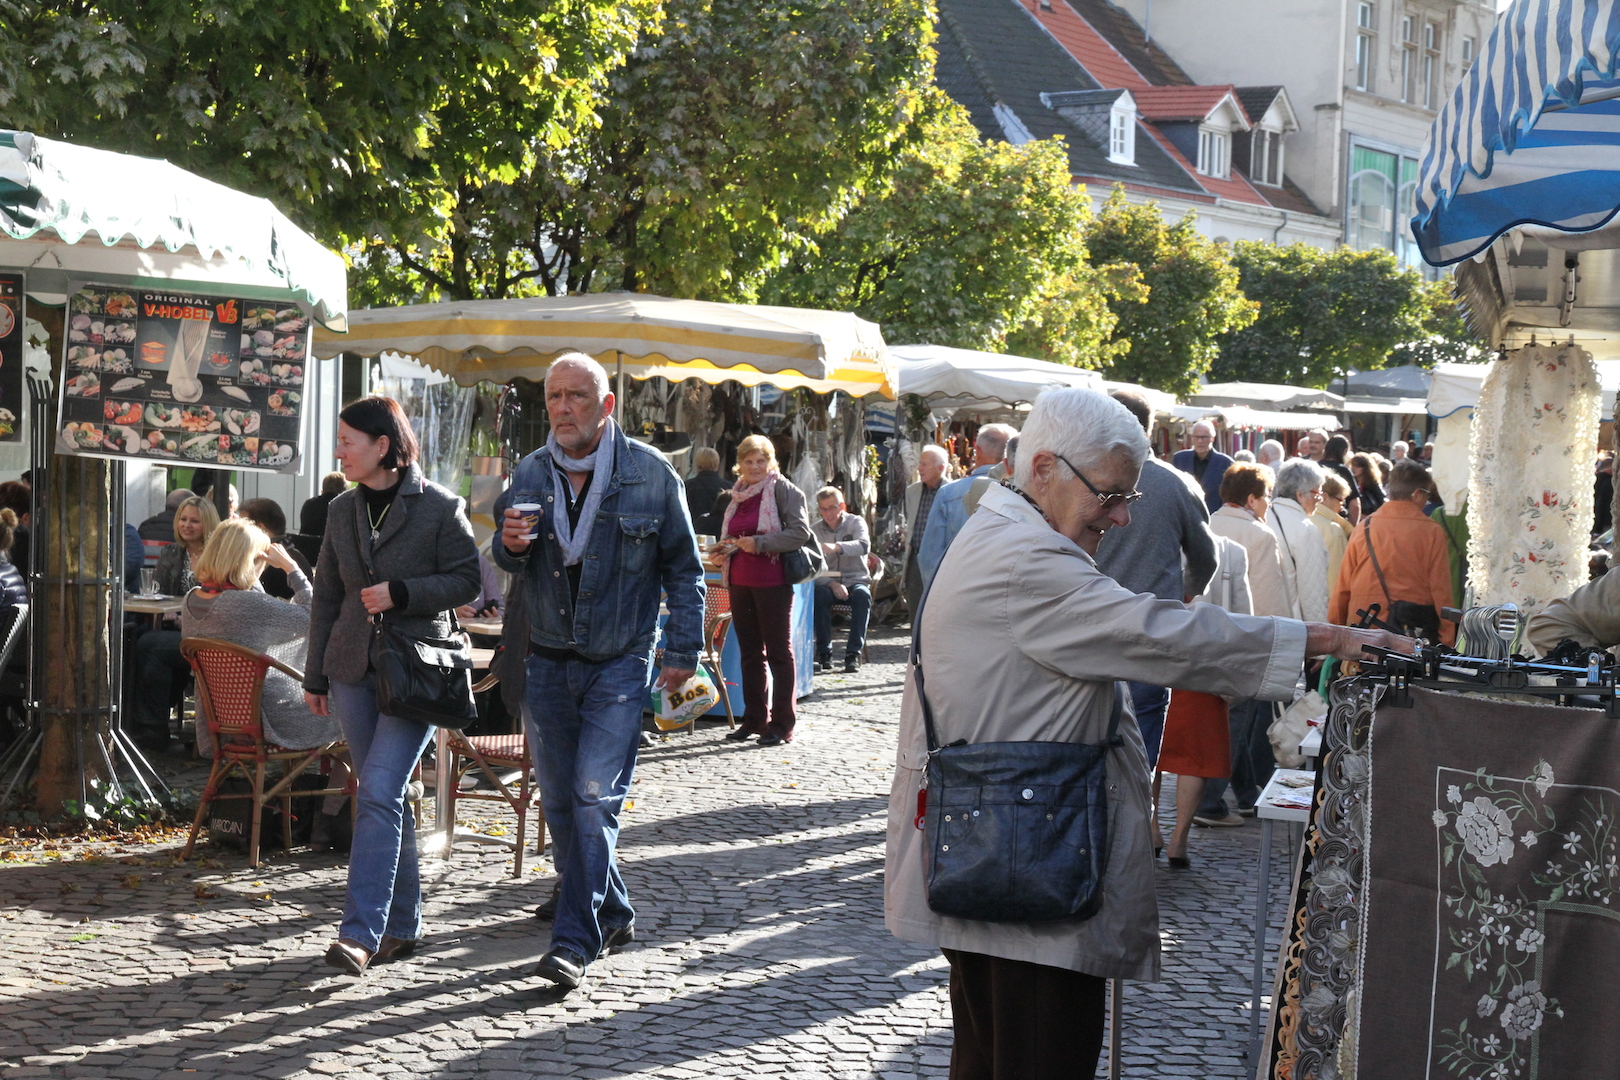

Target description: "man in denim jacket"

left=494, top=352, right=705, bottom=992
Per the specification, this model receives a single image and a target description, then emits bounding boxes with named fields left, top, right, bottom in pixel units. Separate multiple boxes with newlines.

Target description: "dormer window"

left=1108, top=94, right=1137, bottom=166
left=1252, top=128, right=1283, bottom=187
left=1197, top=127, right=1230, bottom=179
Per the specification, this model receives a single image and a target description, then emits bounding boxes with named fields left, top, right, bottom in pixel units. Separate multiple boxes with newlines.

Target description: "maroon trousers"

left=729, top=582, right=796, bottom=735
left=943, top=948, right=1107, bottom=1080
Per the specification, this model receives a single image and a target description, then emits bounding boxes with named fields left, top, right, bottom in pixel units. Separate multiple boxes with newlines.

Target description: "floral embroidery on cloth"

left=1466, top=343, right=1600, bottom=618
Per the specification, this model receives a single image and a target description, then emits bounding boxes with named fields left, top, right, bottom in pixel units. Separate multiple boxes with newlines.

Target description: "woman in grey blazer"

left=303, top=396, right=481, bottom=975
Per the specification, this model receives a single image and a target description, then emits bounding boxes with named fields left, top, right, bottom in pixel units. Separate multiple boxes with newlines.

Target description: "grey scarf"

left=546, top=418, right=617, bottom=566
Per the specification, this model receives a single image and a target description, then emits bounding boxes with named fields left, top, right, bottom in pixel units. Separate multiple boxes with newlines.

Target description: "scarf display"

left=718, top=470, right=781, bottom=587
left=546, top=417, right=617, bottom=567
left=1466, top=342, right=1600, bottom=617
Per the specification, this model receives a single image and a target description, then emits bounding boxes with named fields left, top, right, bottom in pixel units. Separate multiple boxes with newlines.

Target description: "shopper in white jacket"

left=1268, top=459, right=1332, bottom=624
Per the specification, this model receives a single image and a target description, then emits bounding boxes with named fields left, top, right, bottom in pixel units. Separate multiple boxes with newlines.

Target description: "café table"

left=124, top=594, right=186, bottom=629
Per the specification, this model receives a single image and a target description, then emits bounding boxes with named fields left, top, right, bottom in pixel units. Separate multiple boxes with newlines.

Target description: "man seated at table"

left=811, top=486, right=872, bottom=674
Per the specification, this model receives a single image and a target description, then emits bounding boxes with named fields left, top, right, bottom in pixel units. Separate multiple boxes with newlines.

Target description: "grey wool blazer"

left=303, top=464, right=482, bottom=693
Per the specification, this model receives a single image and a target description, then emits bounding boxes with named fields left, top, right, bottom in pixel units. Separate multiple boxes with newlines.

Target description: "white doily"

left=1466, top=343, right=1601, bottom=617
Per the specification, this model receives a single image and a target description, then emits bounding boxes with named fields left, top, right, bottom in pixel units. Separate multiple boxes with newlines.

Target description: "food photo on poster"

left=0, top=273, right=23, bottom=441
left=55, top=284, right=306, bottom=473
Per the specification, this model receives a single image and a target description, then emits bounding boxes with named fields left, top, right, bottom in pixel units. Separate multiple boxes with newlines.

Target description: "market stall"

left=313, top=295, right=896, bottom=719
left=0, top=130, right=347, bottom=815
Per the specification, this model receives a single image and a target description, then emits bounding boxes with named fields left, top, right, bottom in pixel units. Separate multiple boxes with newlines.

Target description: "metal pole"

left=1249, top=818, right=1275, bottom=1065
left=1108, top=978, right=1123, bottom=1078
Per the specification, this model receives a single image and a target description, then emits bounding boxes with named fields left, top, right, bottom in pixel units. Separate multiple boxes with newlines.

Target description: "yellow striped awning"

left=312, top=293, right=894, bottom=397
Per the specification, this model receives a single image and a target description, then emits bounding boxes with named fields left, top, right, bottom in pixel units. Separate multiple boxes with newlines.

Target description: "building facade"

left=1110, top=0, right=1499, bottom=267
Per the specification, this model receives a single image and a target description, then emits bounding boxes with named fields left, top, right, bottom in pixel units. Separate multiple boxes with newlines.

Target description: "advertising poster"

left=56, top=284, right=307, bottom=473
left=0, top=274, right=22, bottom=442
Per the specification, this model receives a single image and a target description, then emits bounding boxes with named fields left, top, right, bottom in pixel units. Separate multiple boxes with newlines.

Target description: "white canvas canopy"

left=888, top=343, right=1099, bottom=410
left=1188, top=381, right=1346, bottom=412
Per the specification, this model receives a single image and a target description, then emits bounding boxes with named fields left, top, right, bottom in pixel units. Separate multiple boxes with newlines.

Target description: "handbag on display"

left=354, top=528, right=479, bottom=729
left=911, top=581, right=1119, bottom=923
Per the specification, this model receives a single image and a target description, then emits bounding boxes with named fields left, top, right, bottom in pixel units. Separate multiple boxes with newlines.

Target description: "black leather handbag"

left=780, top=540, right=826, bottom=585
left=912, top=588, right=1121, bottom=923
left=354, top=529, right=478, bottom=729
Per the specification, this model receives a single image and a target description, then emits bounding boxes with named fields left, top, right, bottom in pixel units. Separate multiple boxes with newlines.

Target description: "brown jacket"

left=1329, top=498, right=1455, bottom=645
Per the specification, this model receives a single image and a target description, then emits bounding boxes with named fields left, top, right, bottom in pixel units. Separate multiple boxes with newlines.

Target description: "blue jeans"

left=524, top=648, right=652, bottom=964
left=330, top=676, right=434, bottom=951
left=813, top=581, right=872, bottom=661
left=1127, top=681, right=1169, bottom=770
left=1198, top=698, right=1276, bottom=816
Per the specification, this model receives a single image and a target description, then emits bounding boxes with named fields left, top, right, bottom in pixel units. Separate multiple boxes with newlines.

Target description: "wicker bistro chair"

left=180, top=638, right=350, bottom=867
left=702, top=584, right=736, bottom=730
left=441, top=667, right=546, bottom=877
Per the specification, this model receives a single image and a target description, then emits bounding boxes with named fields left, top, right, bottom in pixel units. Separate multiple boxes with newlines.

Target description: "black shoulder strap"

left=1268, top=505, right=1299, bottom=577
left=910, top=569, right=1123, bottom=752
left=1362, top=516, right=1395, bottom=608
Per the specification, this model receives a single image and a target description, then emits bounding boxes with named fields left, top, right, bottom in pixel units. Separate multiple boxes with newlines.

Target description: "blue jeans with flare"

left=330, top=675, right=434, bottom=952
left=524, top=649, right=652, bottom=965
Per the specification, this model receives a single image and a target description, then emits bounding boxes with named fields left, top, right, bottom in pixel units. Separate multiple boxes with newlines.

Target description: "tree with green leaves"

left=501, top=0, right=937, bottom=302
left=1213, top=242, right=1475, bottom=387
left=1083, top=188, right=1256, bottom=397
left=1390, top=278, right=1484, bottom=368
left=0, top=0, right=661, bottom=304
left=761, top=94, right=1136, bottom=366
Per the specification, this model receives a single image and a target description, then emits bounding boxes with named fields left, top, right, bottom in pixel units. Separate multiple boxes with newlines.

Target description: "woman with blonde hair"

left=129, top=493, right=223, bottom=752
left=152, top=494, right=221, bottom=596
left=180, top=520, right=344, bottom=769
left=717, top=434, right=813, bottom=746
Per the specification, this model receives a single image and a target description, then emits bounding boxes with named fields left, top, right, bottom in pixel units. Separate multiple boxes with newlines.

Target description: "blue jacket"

left=916, top=475, right=977, bottom=584
left=1172, top=448, right=1234, bottom=514
left=493, top=425, right=706, bottom=670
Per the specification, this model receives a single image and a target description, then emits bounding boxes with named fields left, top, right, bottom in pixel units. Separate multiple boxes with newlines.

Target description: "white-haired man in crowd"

left=901, top=444, right=949, bottom=620
left=1172, top=419, right=1233, bottom=513
left=885, top=387, right=1409, bottom=1077
left=1256, top=439, right=1285, bottom=471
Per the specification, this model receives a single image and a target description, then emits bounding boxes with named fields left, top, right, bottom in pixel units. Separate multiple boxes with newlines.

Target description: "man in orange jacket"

left=1330, top=459, right=1456, bottom=645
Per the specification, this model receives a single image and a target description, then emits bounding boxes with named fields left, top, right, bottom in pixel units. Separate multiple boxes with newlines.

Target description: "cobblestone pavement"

left=0, top=626, right=1298, bottom=1078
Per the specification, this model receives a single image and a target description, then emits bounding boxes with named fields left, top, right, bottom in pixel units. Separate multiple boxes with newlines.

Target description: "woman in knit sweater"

left=180, top=520, right=343, bottom=756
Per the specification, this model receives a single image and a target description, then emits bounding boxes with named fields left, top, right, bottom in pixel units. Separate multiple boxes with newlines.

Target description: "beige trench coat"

left=884, top=484, right=1307, bottom=980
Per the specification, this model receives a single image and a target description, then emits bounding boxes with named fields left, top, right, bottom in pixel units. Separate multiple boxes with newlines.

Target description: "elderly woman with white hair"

left=1267, top=458, right=1332, bottom=623
left=884, top=388, right=1407, bottom=1078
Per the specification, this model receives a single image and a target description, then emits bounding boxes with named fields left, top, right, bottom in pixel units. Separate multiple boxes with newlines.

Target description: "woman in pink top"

left=717, top=435, right=813, bottom=746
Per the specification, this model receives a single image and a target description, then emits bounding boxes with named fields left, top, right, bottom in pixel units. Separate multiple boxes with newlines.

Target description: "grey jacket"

left=304, top=465, right=482, bottom=693
left=811, top=511, right=871, bottom=587
left=885, top=484, right=1306, bottom=980
left=1093, top=457, right=1218, bottom=602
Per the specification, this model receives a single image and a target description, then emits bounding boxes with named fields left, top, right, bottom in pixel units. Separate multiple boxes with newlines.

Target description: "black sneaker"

left=533, top=946, right=586, bottom=989
left=815, top=656, right=832, bottom=673
left=533, top=888, right=560, bottom=921
left=843, top=655, right=860, bottom=673
left=599, top=923, right=635, bottom=956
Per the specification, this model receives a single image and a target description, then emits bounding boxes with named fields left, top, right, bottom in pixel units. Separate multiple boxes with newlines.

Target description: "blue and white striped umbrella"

left=1415, top=0, right=1620, bottom=267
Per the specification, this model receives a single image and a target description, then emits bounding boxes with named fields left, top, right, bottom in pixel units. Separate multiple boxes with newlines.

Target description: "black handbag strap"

left=1361, top=516, right=1395, bottom=610
left=909, top=570, right=1122, bottom=754
left=350, top=501, right=465, bottom=637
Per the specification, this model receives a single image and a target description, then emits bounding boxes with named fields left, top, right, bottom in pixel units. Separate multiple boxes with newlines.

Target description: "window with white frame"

left=1462, top=35, right=1475, bottom=65
left=1423, top=20, right=1441, bottom=108
left=1356, top=2, right=1376, bottom=91
left=1252, top=128, right=1284, bottom=187
left=1197, top=127, right=1230, bottom=179
left=1108, top=102, right=1136, bottom=165
left=1401, top=15, right=1419, bottom=103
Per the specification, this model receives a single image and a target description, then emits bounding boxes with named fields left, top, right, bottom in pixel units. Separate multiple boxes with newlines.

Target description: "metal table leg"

left=1249, top=817, right=1274, bottom=1067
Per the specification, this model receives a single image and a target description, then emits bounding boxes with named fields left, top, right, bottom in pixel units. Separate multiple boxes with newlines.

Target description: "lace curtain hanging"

left=1466, top=342, right=1600, bottom=617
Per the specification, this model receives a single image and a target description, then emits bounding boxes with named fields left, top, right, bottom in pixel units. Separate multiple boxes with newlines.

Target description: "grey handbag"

left=912, top=583, right=1121, bottom=923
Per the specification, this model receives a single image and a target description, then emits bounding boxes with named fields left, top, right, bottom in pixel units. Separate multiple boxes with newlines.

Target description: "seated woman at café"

left=180, top=519, right=349, bottom=844
left=128, top=495, right=222, bottom=753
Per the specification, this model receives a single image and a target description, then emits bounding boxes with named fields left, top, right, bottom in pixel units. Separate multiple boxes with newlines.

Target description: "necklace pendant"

left=371, top=527, right=381, bottom=542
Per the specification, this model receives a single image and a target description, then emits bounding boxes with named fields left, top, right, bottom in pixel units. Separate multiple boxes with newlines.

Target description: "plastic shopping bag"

left=651, top=670, right=721, bottom=730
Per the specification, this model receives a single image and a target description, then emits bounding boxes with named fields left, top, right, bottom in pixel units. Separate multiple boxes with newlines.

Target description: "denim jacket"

left=492, top=425, right=706, bottom=670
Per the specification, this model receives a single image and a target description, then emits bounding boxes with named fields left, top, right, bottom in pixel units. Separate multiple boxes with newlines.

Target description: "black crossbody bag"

left=911, top=581, right=1122, bottom=923
left=353, top=526, right=478, bottom=729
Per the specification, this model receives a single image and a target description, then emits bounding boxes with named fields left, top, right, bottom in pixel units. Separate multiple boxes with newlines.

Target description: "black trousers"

left=944, top=948, right=1107, bottom=1080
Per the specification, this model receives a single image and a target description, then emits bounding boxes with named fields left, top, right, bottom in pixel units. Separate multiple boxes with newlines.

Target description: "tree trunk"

left=34, top=317, right=113, bottom=817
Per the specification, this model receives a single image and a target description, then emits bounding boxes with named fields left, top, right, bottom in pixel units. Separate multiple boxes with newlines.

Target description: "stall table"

left=1249, top=768, right=1313, bottom=1064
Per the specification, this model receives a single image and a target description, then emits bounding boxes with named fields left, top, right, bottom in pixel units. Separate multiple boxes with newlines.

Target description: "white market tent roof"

left=1170, top=404, right=1341, bottom=431
left=1187, top=381, right=1346, bottom=412
left=0, top=130, right=347, bottom=329
left=1343, top=397, right=1432, bottom=415
left=1428, top=359, right=1620, bottom=416
left=888, top=343, right=1099, bottom=409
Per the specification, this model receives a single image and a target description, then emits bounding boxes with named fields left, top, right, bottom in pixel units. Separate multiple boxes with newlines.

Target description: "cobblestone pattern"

left=0, top=626, right=1298, bottom=1078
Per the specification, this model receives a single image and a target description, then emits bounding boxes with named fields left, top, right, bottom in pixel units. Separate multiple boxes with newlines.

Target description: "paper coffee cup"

left=513, top=502, right=542, bottom=540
